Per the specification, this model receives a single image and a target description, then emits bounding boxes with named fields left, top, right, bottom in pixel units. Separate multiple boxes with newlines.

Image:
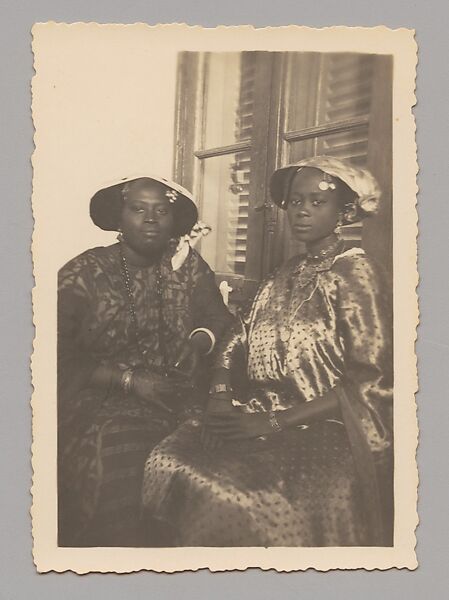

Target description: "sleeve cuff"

left=189, top=327, right=216, bottom=356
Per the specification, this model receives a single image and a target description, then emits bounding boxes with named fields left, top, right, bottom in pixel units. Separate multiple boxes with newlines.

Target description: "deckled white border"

left=31, top=23, right=418, bottom=573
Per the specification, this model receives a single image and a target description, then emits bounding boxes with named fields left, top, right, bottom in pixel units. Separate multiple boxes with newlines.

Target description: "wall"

left=33, top=25, right=177, bottom=269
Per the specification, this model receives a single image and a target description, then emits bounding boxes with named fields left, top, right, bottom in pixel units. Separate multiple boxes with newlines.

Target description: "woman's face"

left=119, top=183, right=175, bottom=256
left=286, top=168, right=343, bottom=244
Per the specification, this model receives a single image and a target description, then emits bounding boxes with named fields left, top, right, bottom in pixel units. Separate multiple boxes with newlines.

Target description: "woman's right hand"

left=206, top=391, right=233, bottom=414
left=201, top=390, right=233, bottom=451
left=130, top=369, right=175, bottom=414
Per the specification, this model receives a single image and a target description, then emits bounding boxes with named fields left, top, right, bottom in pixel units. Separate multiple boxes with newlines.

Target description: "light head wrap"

left=270, top=155, right=381, bottom=223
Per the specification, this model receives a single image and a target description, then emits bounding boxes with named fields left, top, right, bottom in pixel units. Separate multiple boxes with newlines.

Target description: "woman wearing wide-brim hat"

left=57, top=175, right=232, bottom=546
left=142, top=157, right=393, bottom=547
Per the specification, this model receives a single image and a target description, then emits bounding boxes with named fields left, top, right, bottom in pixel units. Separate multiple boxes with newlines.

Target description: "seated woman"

left=57, top=176, right=232, bottom=547
left=142, top=156, right=393, bottom=547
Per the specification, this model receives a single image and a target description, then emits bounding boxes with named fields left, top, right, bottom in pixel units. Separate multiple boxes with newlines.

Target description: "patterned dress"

left=142, top=247, right=393, bottom=547
left=57, top=243, right=232, bottom=546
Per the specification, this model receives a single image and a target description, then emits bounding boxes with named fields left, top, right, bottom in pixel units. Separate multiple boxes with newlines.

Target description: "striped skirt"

left=58, top=389, right=176, bottom=547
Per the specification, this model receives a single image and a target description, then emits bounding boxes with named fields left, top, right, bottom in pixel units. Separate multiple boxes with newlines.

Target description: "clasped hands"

left=201, top=392, right=274, bottom=451
left=131, top=338, right=201, bottom=413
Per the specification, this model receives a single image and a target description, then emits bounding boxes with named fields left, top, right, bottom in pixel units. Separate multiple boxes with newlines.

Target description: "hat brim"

left=269, top=166, right=297, bottom=208
left=90, top=177, right=198, bottom=237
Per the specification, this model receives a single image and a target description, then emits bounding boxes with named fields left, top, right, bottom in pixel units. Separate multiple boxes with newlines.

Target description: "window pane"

left=202, top=53, right=256, bottom=149
left=317, top=54, right=374, bottom=125
left=199, top=151, right=251, bottom=275
left=287, top=53, right=375, bottom=131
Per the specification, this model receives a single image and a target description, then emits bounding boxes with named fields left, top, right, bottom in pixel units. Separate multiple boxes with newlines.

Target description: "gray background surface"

left=0, top=0, right=447, bottom=597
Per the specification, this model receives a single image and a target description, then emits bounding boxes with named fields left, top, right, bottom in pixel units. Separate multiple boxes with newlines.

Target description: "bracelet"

left=189, top=328, right=216, bottom=356
left=209, top=383, right=232, bottom=395
left=120, top=368, right=134, bottom=395
left=268, top=410, right=283, bottom=433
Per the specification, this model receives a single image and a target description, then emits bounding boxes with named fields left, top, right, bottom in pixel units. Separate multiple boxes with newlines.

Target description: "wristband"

left=189, top=327, right=216, bottom=355
left=209, top=383, right=232, bottom=395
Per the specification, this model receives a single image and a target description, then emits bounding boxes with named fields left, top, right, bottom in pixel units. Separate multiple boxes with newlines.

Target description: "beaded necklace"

left=279, top=237, right=345, bottom=343
left=119, top=244, right=168, bottom=374
left=306, top=237, right=342, bottom=261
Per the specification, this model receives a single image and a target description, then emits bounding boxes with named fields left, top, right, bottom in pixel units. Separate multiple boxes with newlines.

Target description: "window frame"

left=174, top=51, right=282, bottom=302
left=173, top=51, right=393, bottom=302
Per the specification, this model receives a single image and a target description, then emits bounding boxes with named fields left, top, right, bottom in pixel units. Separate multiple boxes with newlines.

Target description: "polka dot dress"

left=142, top=250, right=393, bottom=546
left=143, top=420, right=368, bottom=546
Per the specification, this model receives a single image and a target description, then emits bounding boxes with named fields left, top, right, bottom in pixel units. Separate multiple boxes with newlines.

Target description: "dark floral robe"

left=57, top=242, right=232, bottom=546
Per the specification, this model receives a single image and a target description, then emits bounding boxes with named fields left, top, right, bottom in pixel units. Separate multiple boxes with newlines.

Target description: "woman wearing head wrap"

left=57, top=176, right=232, bottom=546
left=142, top=157, right=393, bottom=547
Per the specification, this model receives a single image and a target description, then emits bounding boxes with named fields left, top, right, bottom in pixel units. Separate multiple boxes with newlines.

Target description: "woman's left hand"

left=205, top=410, right=274, bottom=440
left=173, top=330, right=213, bottom=381
left=172, top=341, right=199, bottom=380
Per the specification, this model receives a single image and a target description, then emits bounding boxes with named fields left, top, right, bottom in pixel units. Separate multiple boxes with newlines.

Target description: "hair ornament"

left=318, top=172, right=337, bottom=191
left=165, top=189, right=178, bottom=203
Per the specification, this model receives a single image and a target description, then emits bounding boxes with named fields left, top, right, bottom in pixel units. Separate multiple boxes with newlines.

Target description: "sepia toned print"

left=31, top=24, right=418, bottom=572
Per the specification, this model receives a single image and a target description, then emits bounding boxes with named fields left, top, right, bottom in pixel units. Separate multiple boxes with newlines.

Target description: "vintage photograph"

left=31, top=24, right=417, bottom=572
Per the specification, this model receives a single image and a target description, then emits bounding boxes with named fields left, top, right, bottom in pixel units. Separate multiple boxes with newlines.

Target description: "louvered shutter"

left=316, top=54, right=373, bottom=163
left=226, top=55, right=256, bottom=274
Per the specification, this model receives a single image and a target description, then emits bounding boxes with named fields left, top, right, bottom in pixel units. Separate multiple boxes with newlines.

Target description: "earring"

left=334, top=215, right=344, bottom=238
left=343, top=201, right=358, bottom=224
left=117, top=228, right=124, bottom=242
